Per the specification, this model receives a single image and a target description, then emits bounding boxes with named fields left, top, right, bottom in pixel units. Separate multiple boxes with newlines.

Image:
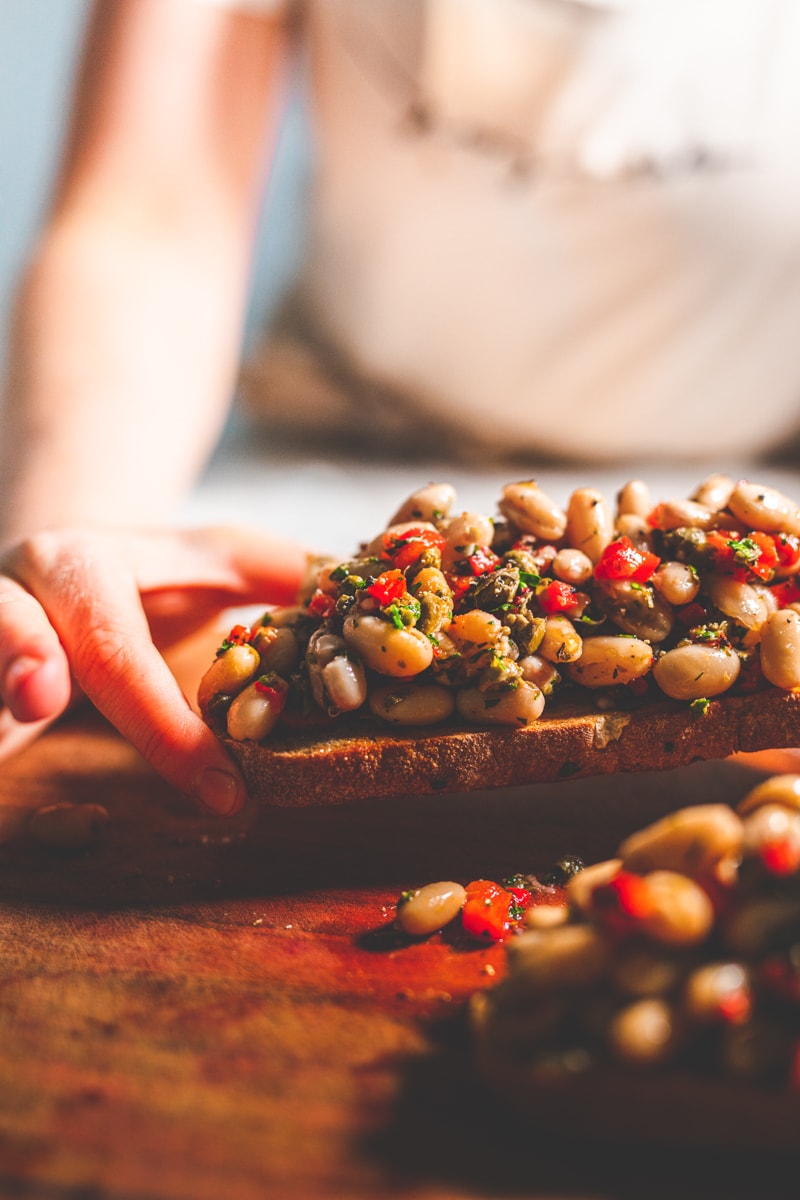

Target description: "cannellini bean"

left=651, top=498, right=717, bottom=531
left=738, top=773, right=800, bottom=815
left=251, top=624, right=300, bottom=676
left=706, top=575, right=769, bottom=632
left=524, top=903, right=569, bottom=930
left=566, top=858, right=621, bottom=914
left=518, top=654, right=560, bottom=694
left=691, top=473, right=735, bottom=512
left=396, top=881, right=466, bottom=936
left=551, top=547, right=593, bottom=585
left=389, top=482, right=457, bottom=526
left=441, top=512, right=496, bottom=572
left=565, top=488, right=614, bottom=563
left=652, top=642, right=740, bottom=701
left=226, top=675, right=288, bottom=741
left=637, top=870, right=715, bottom=947
left=616, top=479, right=652, bottom=520
left=447, top=609, right=507, bottom=671
left=564, top=636, right=653, bottom=689
left=456, top=680, right=545, bottom=726
left=600, top=580, right=674, bottom=643
left=741, top=803, right=800, bottom=860
left=498, top=481, right=567, bottom=541
left=611, top=944, right=683, bottom=998
left=28, top=802, right=109, bottom=849
left=264, top=605, right=306, bottom=629
left=727, top=479, right=800, bottom=536
left=342, top=614, right=433, bottom=678
left=369, top=682, right=455, bottom=725
left=323, top=655, right=367, bottom=714
left=608, top=998, right=676, bottom=1065
left=506, top=924, right=610, bottom=990
left=619, top=804, right=744, bottom=880
left=651, top=561, right=700, bottom=608
left=614, top=514, right=653, bottom=549
left=758, top=608, right=800, bottom=689
left=537, top=615, right=582, bottom=664
left=197, top=643, right=260, bottom=714
left=683, top=962, right=750, bottom=1024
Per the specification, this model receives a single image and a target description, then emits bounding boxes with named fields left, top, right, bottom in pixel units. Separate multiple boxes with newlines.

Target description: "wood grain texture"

left=0, top=712, right=796, bottom=1199
left=224, top=686, right=800, bottom=806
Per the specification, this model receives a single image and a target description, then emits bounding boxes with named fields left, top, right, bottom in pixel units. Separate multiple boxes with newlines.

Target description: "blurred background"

left=0, top=0, right=309, bottom=380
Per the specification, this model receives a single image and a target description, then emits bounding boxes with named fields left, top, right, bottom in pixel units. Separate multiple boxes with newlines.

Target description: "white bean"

left=197, top=643, right=260, bottom=714
left=551, top=547, right=593, bottom=585
left=369, top=682, right=455, bottom=725
left=251, top=624, right=300, bottom=676
left=226, top=676, right=288, bottom=741
left=608, top=998, right=676, bottom=1065
left=683, top=962, right=750, bottom=1023
left=537, top=615, right=582, bottom=664
left=323, top=655, right=367, bottom=713
left=691, top=473, right=735, bottom=512
left=616, top=479, right=652, bottom=520
left=706, top=575, right=769, bottom=632
left=637, top=870, right=714, bottom=947
left=342, top=614, right=433, bottom=678
left=564, top=636, right=653, bottom=689
left=447, top=610, right=507, bottom=672
left=456, top=680, right=545, bottom=727
left=619, top=804, right=744, bottom=879
left=651, top=561, right=700, bottom=607
left=652, top=642, right=740, bottom=700
left=727, top=480, right=800, bottom=536
left=396, top=881, right=466, bottom=936
left=758, top=608, right=800, bottom=689
left=441, top=512, right=496, bottom=572
left=518, top=654, right=560, bottom=694
left=652, top=498, right=717, bottom=531
left=738, top=773, right=800, bottom=815
left=565, top=488, right=614, bottom=563
left=389, top=482, right=457, bottom=526
left=498, top=481, right=567, bottom=542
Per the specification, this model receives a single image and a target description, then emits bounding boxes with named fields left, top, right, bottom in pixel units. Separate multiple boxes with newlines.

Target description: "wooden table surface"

left=0, top=709, right=797, bottom=1200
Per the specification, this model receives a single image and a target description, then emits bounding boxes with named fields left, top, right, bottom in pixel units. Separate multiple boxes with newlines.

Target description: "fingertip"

left=191, top=765, right=247, bottom=816
left=3, top=655, right=71, bottom=722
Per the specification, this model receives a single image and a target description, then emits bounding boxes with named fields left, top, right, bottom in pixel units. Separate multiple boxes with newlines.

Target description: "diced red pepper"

left=717, top=988, right=752, bottom=1025
left=227, top=623, right=251, bottom=645
left=307, top=590, right=337, bottom=620
left=759, top=837, right=800, bottom=876
left=367, top=569, right=408, bottom=606
left=594, top=536, right=660, bottom=584
left=590, top=871, right=654, bottom=934
left=383, top=527, right=446, bottom=571
left=674, top=601, right=708, bottom=628
left=461, top=880, right=515, bottom=942
left=467, top=547, right=500, bottom=576
left=254, top=674, right=288, bottom=708
left=770, top=577, right=800, bottom=608
left=537, top=579, right=583, bottom=615
left=773, top=532, right=800, bottom=572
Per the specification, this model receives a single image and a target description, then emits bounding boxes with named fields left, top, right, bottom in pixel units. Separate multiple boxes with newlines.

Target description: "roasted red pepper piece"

left=594, top=536, right=660, bottom=584
left=537, top=579, right=583, bottom=615
left=307, top=591, right=337, bottom=620
left=367, top=569, right=408, bottom=606
left=462, top=880, right=515, bottom=942
left=590, top=871, right=654, bottom=934
left=383, top=526, right=446, bottom=570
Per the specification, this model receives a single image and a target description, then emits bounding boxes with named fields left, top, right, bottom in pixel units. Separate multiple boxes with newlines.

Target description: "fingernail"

left=4, top=655, right=45, bottom=699
left=192, top=767, right=244, bottom=816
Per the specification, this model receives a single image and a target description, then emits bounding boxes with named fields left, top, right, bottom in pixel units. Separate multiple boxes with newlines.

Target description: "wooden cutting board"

left=0, top=710, right=795, bottom=1199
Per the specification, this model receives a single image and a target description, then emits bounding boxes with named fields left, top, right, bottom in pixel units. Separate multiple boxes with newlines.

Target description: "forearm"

left=1, top=207, right=251, bottom=539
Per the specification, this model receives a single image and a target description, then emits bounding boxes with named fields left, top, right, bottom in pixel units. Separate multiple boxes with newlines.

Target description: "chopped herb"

left=690, top=697, right=711, bottom=719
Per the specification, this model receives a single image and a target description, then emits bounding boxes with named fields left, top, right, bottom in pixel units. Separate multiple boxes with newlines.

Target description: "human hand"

left=0, top=525, right=310, bottom=814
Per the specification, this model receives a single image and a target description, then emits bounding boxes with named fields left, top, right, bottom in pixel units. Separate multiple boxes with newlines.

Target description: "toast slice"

left=222, top=687, right=800, bottom=806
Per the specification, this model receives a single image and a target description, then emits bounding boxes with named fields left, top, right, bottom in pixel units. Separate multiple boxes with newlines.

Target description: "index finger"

left=10, top=531, right=247, bottom=815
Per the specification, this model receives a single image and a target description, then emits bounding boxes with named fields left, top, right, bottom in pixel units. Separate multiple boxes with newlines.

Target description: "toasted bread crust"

left=223, top=686, right=800, bottom=806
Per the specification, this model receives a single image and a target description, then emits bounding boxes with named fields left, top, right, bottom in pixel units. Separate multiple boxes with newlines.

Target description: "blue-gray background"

left=0, top=0, right=307, bottom=378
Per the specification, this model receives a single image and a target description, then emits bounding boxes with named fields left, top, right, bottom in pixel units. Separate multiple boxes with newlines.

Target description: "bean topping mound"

left=198, top=474, right=800, bottom=743
left=472, top=774, right=800, bottom=1092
